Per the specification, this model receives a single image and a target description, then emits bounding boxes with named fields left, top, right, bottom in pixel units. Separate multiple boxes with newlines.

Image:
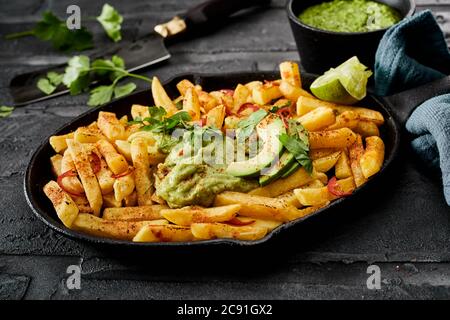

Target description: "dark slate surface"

left=0, top=0, right=450, bottom=300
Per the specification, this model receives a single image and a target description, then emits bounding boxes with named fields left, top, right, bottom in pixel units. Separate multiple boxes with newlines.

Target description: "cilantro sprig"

left=97, top=4, right=123, bottom=42
left=279, top=119, right=312, bottom=173
left=5, top=11, right=93, bottom=52
left=37, top=54, right=151, bottom=106
left=130, top=106, right=192, bottom=132
left=5, top=4, right=123, bottom=51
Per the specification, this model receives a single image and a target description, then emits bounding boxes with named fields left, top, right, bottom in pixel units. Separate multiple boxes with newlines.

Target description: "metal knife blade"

left=10, top=34, right=170, bottom=106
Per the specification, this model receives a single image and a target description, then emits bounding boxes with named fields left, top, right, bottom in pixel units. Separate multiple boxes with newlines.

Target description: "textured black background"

left=0, top=0, right=450, bottom=300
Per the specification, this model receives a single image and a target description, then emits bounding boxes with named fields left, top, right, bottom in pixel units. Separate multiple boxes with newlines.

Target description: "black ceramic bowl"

left=287, top=0, right=416, bottom=74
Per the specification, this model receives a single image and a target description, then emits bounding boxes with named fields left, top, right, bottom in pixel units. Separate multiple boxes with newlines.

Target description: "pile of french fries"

left=43, top=61, right=385, bottom=243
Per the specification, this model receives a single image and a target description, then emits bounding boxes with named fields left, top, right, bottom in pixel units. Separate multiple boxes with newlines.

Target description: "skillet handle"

left=383, top=75, right=450, bottom=125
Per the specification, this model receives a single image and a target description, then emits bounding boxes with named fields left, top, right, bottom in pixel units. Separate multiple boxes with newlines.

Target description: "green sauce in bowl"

left=298, top=0, right=402, bottom=33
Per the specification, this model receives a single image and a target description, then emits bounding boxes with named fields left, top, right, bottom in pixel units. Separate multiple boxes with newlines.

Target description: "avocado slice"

left=226, top=115, right=285, bottom=177
left=259, top=151, right=296, bottom=186
left=281, top=161, right=301, bottom=178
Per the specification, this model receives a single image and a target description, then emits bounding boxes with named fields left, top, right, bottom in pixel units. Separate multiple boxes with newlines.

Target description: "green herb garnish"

left=5, top=11, right=93, bottom=52
left=0, top=106, right=14, bottom=118
left=279, top=119, right=312, bottom=173
left=97, top=4, right=123, bottom=42
left=236, top=109, right=268, bottom=140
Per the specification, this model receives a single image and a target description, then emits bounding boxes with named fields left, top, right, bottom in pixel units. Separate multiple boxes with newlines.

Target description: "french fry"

left=61, top=149, right=84, bottom=195
left=312, top=151, right=342, bottom=172
left=309, top=148, right=339, bottom=160
left=131, top=104, right=150, bottom=120
left=191, top=223, right=267, bottom=241
left=43, top=181, right=79, bottom=228
left=223, top=115, right=241, bottom=130
left=279, top=80, right=313, bottom=102
left=354, top=120, right=380, bottom=138
left=97, top=111, right=126, bottom=141
left=73, top=196, right=93, bottom=213
left=176, top=79, right=195, bottom=95
left=294, top=177, right=355, bottom=206
left=335, top=149, right=352, bottom=179
left=309, top=128, right=357, bottom=149
left=277, top=191, right=301, bottom=207
left=183, top=87, right=201, bottom=121
left=298, top=106, right=336, bottom=131
left=231, top=217, right=282, bottom=231
left=360, top=136, right=385, bottom=178
left=103, top=192, right=122, bottom=208
left=66, top=139, right=103, bottom=216
left=96, top=139, right=128, bottom=175
left=103, top=205, right=167, bottom=221
left=133, top=224, right=193, bottom=242
left=119, top=115, right=128, bottom=125
left=206, top=104, right=226, bottom=129
left=296, top=96, right=384, bottom=125
left=325, top=111, right=359, bottom=131
left=152, top=76, right=178, bottom=116
left=232, top=84, right=250, bottom=114
left=50, top=154, right=63, bottom=177
left=250, top=168, right=327, bottom=197
left=198, top=91, right=219, bottom=113
left=279, top=61, right=301, bottom=88
left=252, top=83, right=282, bottom=105
left=146, top=144, right=166, bottom=165
left=83, top=144, right=115, bottom=195
left=209, top=91, right=234, bottom=112
left=72, top=213, right=163, bottom=241
left=161, top=204, right=241, bottom=226
left=49, top=132, right=74, bottom=154
left=74, top=126, right=106, bottom=144
left=214, top=191, right=314, bottom=222
left=244, top=81, right=263, bottom=92
left=131, top=138, right=153, bottom=206
left=348, top=135, right=367, bottom=187
left=123, top=191, right=138, bottom=207
left=114, top=140, right=132, bottom=162
left=113, top=172, right=135, bottom=202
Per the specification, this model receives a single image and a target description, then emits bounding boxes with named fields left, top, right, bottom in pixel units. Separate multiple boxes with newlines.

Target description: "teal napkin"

left=374, top=10, right=450, bottom=205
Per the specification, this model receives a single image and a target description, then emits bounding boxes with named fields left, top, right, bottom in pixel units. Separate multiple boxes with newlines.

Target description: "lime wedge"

left=310, top=56, right=372, bottom=105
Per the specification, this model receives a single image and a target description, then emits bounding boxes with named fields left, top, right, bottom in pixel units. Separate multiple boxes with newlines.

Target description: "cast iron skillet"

left=24, top=71, right=450, bottom=248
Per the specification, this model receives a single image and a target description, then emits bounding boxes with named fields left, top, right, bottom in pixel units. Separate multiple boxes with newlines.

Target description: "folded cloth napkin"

left=374, top=10, right=450, bottom=205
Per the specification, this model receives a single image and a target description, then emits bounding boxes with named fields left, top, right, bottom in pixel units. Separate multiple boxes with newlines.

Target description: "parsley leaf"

left=6, top=11, right=93, bottom=52
left=279, top=120, right=312, bottom=173
left=236, top=109, right=268, bottom=140
left=97, top=4, right=123, bottom=42
left=88, top=85, right=114, bottom=106
left=37, top=78, right=56, bottom=95
left=0, top=106, right=14, bottom=118
left=114, top=82, right=137, bottom=99
left=148, top=106, right=167, bottom=121
left=63, top=55, right=91, bottom=95
left=37, top=71, right=64, bottom=95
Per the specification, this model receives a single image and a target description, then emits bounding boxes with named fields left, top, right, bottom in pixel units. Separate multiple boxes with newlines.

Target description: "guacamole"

left=155, top=163, right=257, bottom=208
left=154, top=130, right=258, bottom=208
left=298, top=0, right=402, bottom=33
